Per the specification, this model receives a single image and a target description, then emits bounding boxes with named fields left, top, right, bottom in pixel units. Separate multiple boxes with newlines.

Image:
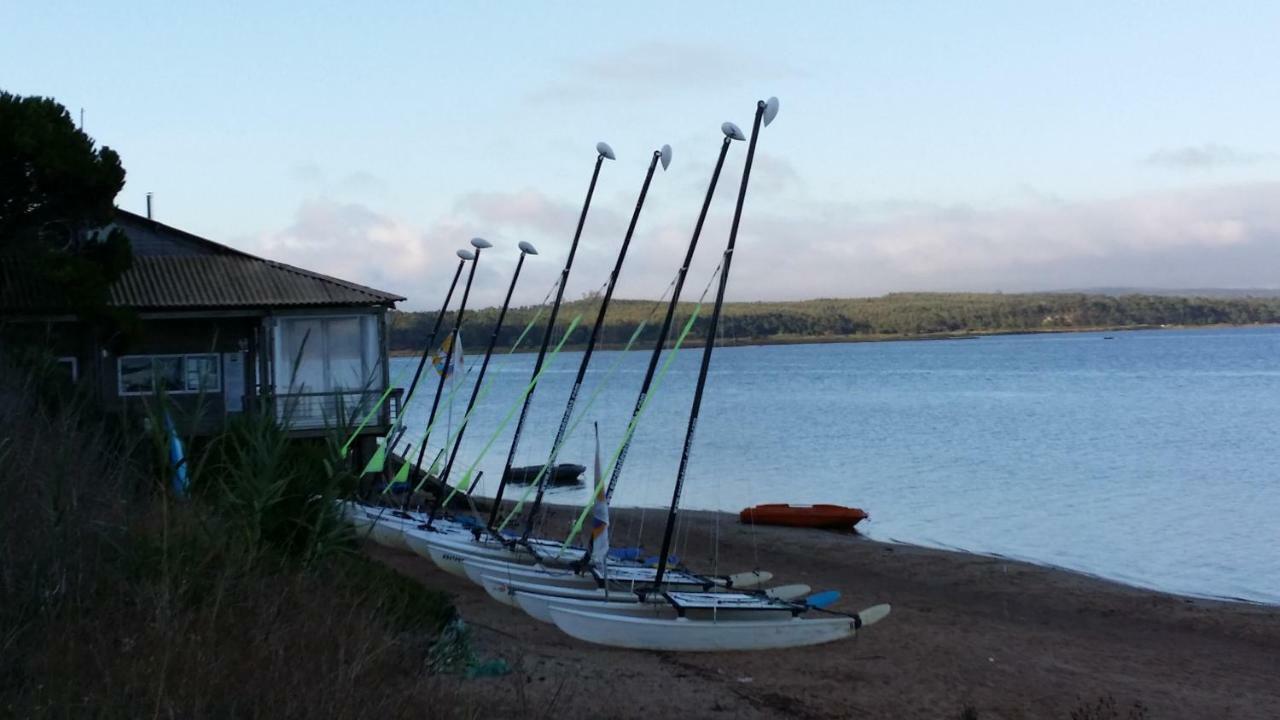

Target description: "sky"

left=4, top=1, right=1279, bottom=309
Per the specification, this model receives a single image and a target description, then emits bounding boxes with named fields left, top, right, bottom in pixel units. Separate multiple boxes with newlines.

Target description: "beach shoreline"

left=369, top=505, right=1280, bottom=719
left=388, top=321, right=1280, bottom=356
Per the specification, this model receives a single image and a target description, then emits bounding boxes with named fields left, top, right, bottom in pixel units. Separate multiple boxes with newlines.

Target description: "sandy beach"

left=368, top=506, right=1280, bottom=719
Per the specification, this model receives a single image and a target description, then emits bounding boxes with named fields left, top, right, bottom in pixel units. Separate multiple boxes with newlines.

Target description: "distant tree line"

left=387, top=292, right=1280, bottom=353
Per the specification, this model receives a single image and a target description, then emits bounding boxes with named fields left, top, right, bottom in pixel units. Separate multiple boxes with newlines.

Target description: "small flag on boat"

left=589, top=422, right=609, bottom=573
left=391, top=446, right=414, bottom=486
left=361, top=442, right=387, bottom=475
left=432, top=334, right=465, bottom=380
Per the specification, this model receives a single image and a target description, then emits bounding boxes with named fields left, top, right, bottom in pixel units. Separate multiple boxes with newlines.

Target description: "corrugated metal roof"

left=1, top=210, right=405, bottom=313
left=110, top=254, right=403, bottom=308
left=0, top=260, right=58, bottom=313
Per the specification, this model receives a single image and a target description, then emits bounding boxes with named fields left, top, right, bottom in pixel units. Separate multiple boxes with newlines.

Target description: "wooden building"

left=0, top=210, right=405, bottom=443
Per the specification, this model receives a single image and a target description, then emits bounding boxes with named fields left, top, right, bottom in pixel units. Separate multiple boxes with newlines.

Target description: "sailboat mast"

left=652, top=98, right=778, bottom=590
left=427, top=241, right=537, bottom=524
left=520, top=145, right=671, bottom=541
left=411, top=238, right=490, bottom=483
left=384, top=258, right=465, bottom=458
left=604, top=127, right=741, bottom=501
left=487, top=144, right=615, bottom=529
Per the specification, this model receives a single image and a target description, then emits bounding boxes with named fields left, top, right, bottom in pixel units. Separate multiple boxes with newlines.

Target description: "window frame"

left=117, top=353, right=223, bottom=396
left=272, top=313, right=381, bottom=394
left=56, top=356, right=78, bottom=383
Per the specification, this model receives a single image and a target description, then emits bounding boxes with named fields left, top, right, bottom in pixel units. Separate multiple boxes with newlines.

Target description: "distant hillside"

left=388, top=291, right=1280, bottom=353
left=1056, top=287, right=1280, bottom=299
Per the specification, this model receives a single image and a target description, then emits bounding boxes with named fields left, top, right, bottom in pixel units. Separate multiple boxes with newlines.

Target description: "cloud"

left=255, top=199, right=449, bottom=300
left=726, top=182, right=1280, bottom=298
left=242, top=180, right=1280, bottom=312
left=1144, top=144, right=1270, bottom=170
left=336, top=170, right=387, bottom=195
left=527, top=42, right=802, bottom=104
left=288, top=163, right=388, bottom=196
left=454, top=189, right=582, bottom=237
left=747, top=151, right=804, bottom=196
left=244, top=189, right=627, bottom=310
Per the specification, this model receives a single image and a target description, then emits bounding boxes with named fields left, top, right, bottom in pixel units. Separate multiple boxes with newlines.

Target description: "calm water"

left=392, top=326, right=1280, bottom=604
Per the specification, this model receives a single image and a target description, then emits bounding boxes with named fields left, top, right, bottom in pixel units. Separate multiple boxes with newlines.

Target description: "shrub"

left=0, top=358, right=472, bottom=719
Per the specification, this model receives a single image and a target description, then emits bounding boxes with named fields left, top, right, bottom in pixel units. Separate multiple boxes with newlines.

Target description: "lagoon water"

left=392, top=326, right=1280, bottom=604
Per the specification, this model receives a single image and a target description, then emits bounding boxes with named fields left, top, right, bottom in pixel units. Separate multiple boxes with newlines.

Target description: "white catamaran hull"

left=372, top=513, right=476, bottom=551
left=478, top=574, right=634, bottom=609
left=406, top=530, right=534, bottom=577
left=369, top=516, right=412, bottom=550
left=468, top=557, right=781, bottom=599
left=338, top=501, right=377, bottom=536
left=490, top=575, right=812, bottom=623
left=404, top=521, right=601, bottom=577
left=549, top=604, right=891, bottom=652
left=461, top=553, right=774, bottom=592
left=341, top=503, right=470, bottom=551
left=345, top=505, right=415, bottom=549
left=463, top=559, right=588, bottom=593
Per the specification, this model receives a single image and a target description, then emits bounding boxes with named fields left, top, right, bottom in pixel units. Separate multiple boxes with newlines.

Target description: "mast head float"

left=721, top=122, right=746, bottom=141
left=518, top=240, right=539, bottom=255
left=470, top=237, right=493, bottom=249
left=457, top=248, right=476, bottom=260
left=596, top=141, right=616, bottom=160
left=762, top=96, right=781, bottom=127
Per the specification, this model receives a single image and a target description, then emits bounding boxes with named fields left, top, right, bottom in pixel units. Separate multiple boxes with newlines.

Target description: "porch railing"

left=268, top=388, right=403, bottom=432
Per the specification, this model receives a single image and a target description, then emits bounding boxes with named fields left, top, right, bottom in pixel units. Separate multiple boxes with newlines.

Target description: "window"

left=271, top=314, right=383, bottom=428
left=274, top=315, right=380, bottom=393
left=118, top=354, right=221, bottom=396
left=55, top=357, right=78, bottom=383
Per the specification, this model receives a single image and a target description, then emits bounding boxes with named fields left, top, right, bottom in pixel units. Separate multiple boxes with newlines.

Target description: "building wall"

left=103, top=315, right=260, bottom=434
left=5, top=306, right=395, bottom=439
left=0, top=319, right=97, bottom=380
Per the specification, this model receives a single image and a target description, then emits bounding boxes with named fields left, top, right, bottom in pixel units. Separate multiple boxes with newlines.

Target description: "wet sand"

left=369, top=506, right=1280, bottom=719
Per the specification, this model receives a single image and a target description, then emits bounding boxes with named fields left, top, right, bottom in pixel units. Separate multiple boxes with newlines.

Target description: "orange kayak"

left=739, top=504, right=868, bottom=530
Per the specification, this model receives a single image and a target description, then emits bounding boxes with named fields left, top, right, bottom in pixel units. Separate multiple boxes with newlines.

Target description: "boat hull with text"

left=550, top=603, right=890, bottom=652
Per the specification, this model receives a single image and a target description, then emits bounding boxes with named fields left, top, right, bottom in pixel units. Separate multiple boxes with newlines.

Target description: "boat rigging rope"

left=501, top=317, right=662, bottom=537
left=378, top=366, right=474, bottom=493
left=338, top=383, right=398, bottom=458
left=460, top=274, right=565, bottom=502
left=510, top=275, right=565, bottom=354
left=423, top=279, right=575, bottom=502
left=675, top=506, right=693, bottom=571
left=712, top=305, right=730, bottom=580
left=497, top=272, right=682, bottom=535
left=377, top=276, right=562, bottom=497
left=520, top=280, right=613, bottom=543
left=375, top=275, right=562, bottom=458
left=560, top=262, right=724, bottom=553
left=439, top=312, right=586, bottom=505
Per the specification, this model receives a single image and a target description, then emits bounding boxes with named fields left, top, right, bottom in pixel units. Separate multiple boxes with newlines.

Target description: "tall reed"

left=0, top=356, right=476, bottom=719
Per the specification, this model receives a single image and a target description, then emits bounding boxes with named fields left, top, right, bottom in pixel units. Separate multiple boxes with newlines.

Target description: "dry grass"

left=0, top=358, right=484, bottom=719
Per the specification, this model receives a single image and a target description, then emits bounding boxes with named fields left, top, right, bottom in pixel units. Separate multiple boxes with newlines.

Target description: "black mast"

left=651, top=98, right=778, bottom=590
left=520, top=144, right=671, bottom=541
left=382, top=256, right=465, bottom=461
left=427, top=241, right=538, bottom=525
left=486, top=143, right=615, bottom=529
left=410, top=238, right=489, bottom=491
left=604, top=126, right=741, bottom=502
